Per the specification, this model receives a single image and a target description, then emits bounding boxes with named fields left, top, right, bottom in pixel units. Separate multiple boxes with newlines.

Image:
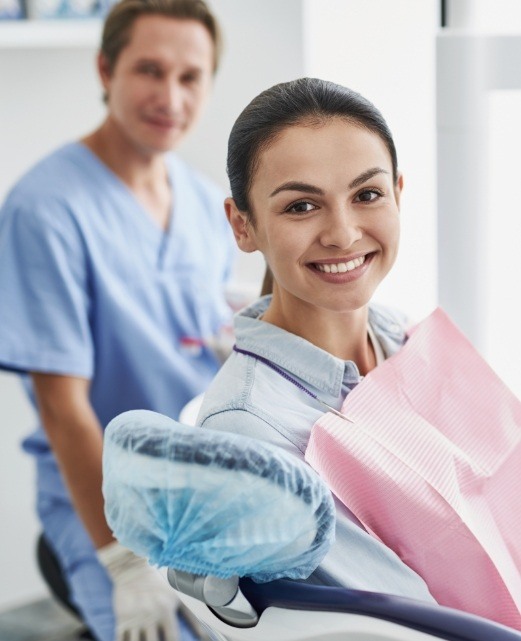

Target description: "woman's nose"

left=319, top=208, right=362, bottom=249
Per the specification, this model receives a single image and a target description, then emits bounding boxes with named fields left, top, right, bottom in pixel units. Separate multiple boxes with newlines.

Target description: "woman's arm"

left=31, top=372, right=113, bottom=549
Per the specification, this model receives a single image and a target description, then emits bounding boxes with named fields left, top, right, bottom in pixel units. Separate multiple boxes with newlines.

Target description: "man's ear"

left=225, top=198, right=258, bottom=253
left=97, top=52, right=112, bottom=93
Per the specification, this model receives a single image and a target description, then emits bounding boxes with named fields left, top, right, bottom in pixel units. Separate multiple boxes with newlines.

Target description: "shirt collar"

left=234, top=297, right=348, bottom=397
left=234, top=297, right=408, bottom=398
left=368, top=304, right=408, bottom=357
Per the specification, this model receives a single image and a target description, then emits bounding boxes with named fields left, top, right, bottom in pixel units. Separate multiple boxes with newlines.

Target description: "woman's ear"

left=225, top=198, right=258, bottom=253
left=394, top=173, right=404, bottom=208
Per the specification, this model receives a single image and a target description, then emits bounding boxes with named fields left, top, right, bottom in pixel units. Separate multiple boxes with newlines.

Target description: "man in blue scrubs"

left=0, top=1, right=234, bottom=640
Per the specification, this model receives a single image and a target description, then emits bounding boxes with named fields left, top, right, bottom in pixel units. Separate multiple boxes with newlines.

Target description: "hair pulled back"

left=227, top=77, right=398, bottom=220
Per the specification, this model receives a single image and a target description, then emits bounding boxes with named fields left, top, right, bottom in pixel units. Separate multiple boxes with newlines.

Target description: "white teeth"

left=315, top=255, right=366, bottom=273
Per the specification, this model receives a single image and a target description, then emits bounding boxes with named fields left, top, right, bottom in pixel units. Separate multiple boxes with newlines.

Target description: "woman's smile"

left=308, top=251, right=374, bottom=279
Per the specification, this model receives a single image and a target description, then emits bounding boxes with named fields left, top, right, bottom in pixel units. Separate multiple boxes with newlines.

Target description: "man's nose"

left=160, top=78, right=184, bottom=113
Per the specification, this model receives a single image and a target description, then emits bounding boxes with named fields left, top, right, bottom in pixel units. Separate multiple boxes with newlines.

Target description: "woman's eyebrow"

left=349, top=167, right=389, bottom=189
left=269, top=182, right=324, bottom=198
left=269, top=168, right=390, bottom=198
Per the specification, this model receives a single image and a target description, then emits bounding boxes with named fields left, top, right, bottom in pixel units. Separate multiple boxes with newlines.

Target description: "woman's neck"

left=261, top=289, right=376, bottom=375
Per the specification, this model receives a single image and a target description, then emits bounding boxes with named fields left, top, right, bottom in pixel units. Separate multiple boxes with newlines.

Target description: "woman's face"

left=227, top=118, right=403, bottom=315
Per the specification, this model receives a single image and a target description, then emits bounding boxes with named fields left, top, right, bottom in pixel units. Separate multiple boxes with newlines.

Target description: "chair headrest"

left=103, top=409, right=336, bottom=583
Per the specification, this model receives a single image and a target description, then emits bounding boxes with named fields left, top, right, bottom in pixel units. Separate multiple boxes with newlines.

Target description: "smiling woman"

left=228, top=120, right=402, bottom=360
left=223, top=79, right=403, bottom=368
left=196, top=78, right=435, bottom=601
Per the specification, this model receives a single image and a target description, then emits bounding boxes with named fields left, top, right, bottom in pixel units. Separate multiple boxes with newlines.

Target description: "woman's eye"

left=286, top=201, right=316, bottom=214
left=356, top=189, right=382, bottom=203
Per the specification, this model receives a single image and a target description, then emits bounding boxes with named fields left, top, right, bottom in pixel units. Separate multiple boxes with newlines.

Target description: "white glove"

left=97, top=541, right=181, bottom=641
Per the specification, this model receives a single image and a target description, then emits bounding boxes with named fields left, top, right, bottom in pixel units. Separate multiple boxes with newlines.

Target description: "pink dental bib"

left=305, top=308, right=521, bottom=629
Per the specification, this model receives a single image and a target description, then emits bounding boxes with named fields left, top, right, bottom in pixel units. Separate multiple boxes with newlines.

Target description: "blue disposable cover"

left=103, top=410, right=335, bottom=582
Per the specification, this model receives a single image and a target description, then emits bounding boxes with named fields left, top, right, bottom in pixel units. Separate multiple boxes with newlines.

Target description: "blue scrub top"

left=0, top=142, right=235, bottom=496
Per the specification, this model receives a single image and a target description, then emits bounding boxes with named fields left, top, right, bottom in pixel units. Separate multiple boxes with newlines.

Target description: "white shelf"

left=0, top=19, right=101, bottom=48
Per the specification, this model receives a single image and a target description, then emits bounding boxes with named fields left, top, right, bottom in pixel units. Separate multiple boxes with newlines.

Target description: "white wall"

left=0, top=49, right=104, bottom=193
left=439, top=0, right=521, bottom=394
left=485, top=91, right=521, bottom=398
left=468, top=0, right=521, bottom=398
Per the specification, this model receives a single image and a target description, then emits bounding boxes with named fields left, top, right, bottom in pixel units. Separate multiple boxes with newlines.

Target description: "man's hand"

left=98, top=541, right=182, bottom=641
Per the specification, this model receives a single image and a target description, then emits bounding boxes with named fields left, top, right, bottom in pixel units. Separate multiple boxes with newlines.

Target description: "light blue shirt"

left=197, top=296, right=435, bottom=602
left=0, top=142, right=235, bottom=498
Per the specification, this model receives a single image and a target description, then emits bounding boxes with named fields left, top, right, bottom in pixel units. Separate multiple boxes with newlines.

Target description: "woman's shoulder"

left=197, top=351, right=259, bottom=429
left=197, top=350, right=311, bottom=457
left=198, top=399, right=307, bottom=460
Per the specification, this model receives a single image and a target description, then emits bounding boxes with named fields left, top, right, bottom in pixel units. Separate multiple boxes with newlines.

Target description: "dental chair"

left=102, top=410, right=521, bottom=641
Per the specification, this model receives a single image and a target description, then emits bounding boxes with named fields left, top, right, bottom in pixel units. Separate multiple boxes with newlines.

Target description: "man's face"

left=100, top=15, right=214, bottom=156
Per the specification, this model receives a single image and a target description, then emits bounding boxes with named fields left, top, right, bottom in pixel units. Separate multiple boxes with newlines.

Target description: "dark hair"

left=227, top=77, right=398, bottom=221
left=260, top=265, right=273, bottom=296
left=101, top=0, right=222, bottom=74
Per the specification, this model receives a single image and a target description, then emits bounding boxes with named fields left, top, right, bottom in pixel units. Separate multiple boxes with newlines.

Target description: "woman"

left=196, top=77, right=435, bottom=601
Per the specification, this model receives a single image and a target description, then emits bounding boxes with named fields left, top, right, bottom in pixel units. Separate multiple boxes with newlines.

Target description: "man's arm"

left=31, top=372, right=114, bottom=548
left=32, top=373, right=208, bottom=641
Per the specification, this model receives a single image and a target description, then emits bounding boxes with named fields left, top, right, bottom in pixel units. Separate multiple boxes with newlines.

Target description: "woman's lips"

left=314, top=254, right=367, bottom=274
left=309, top=252, right=374, bottom=282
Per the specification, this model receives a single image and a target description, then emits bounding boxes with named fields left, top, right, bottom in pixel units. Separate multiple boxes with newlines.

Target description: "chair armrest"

left=240, top=579, right=521, bottom=641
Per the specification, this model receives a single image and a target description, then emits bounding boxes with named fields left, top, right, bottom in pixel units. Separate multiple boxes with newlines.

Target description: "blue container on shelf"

left=25, top=0, right=116, bottom=19
left=0, top=0, right=24, bottom=19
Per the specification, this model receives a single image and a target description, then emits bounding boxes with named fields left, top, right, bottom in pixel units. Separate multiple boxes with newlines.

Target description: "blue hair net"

left=103, top=410, right=335, bottom=583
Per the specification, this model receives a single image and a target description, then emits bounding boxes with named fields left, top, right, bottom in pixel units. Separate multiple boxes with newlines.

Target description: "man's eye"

left=356, top=189, right=382, bottom=203
left=286, top=201, right=316, bottom=214
left=140, top=65, right=161, bottom=77
left=182, top=73, right=199, bottom=84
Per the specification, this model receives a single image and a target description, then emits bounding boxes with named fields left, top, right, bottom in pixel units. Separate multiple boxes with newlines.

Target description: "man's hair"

left=101, top=0, right=222, bottom=73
